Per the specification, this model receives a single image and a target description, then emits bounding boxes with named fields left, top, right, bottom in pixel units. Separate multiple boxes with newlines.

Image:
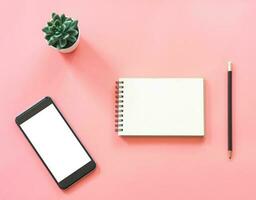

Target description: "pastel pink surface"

left=0, top=0, right=256, bottom=199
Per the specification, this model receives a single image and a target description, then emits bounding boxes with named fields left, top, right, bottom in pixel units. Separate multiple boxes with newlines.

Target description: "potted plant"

left=42, top=13, right=80, bottom=53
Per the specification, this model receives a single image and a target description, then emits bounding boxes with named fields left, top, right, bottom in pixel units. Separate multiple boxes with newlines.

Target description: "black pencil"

left=228, top=61, right=232, bottom=159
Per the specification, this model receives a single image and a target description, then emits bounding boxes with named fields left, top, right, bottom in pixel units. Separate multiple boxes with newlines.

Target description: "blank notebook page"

left=117, top=78, right=204, bottom=136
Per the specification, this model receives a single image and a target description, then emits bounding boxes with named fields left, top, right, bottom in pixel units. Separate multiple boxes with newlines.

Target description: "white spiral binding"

left=115, top=81, right=124, bottom=132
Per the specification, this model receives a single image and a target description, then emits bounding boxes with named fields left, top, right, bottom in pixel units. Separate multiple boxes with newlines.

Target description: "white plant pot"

left=52, top=31, right=80, bottom=53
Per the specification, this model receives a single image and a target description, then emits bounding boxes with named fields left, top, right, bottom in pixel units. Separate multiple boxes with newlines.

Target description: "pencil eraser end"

left=228, top=61, right=232, bottom=71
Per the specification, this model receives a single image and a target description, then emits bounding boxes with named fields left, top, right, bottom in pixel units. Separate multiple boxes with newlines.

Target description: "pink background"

left=0, top=0, right=256, bottom=199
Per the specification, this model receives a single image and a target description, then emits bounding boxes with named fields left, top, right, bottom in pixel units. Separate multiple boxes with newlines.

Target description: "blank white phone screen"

left=20, top=104, right=91, bottom=182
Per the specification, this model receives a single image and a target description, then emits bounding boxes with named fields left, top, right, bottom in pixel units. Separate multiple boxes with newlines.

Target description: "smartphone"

left=15, top=97, right=96, bottom=189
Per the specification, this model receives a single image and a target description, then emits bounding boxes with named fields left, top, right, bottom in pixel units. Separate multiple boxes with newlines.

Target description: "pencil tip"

left=228, top=151, right=232, bottom=159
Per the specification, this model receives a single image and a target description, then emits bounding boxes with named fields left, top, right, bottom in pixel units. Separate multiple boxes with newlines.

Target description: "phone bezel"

left=15, top=96, right=96, bottom=189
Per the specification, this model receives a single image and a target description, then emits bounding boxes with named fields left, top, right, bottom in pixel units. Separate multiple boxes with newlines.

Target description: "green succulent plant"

left=42, top=13, right=79, bottom=49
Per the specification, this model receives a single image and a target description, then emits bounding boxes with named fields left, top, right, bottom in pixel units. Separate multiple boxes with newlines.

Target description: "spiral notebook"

left=115, top=78, right=204, bottom=136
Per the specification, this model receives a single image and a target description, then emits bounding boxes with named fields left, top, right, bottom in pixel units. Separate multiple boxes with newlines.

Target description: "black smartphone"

left=15, top=97, right=96, bottom=189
